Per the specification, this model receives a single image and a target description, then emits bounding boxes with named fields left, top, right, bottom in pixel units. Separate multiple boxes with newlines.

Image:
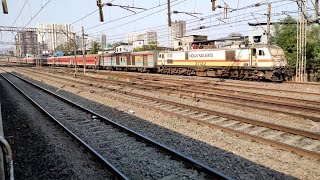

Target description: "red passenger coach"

left=83, top=55, right=99, bottom=67
left=47, top=57, right=54, bottom=65
left=55, top=56, right=72, bottom=66
left=46, top=55, right=100, bottom=68
left=26, top=58, right=36, bottom=64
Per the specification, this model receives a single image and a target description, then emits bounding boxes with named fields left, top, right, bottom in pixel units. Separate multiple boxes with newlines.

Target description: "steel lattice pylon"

left=296, top=0, right=308, bottom=82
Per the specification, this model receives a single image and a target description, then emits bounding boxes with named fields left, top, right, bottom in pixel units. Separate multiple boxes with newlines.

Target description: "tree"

left=306, top=25, right=320, bottom=73
left=272, top=16, right=320, bottom=79
left=88, top=41, right=101, bottom=54
left=272, top=16, right=297, bottom=68
left=55, top=41, right=77, bottom=55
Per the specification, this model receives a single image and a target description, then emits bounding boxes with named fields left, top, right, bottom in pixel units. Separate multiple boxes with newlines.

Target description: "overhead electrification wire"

left=88, top=0, right=293, bottom=38
left=89, top=0, right=188, bottom=34
left=6, top=0, right=53, bottom=46
left=70, top=0, right=116, bottom=25
left=1, top=0, right=29, bottom=44
left=98, top=9, right=297, bottom=42
left=95, top=0, right=286, bottom=35
left=71, top=9, right=99, bottom=25
left=82, top=0, right=182, bottom=32
left=23, top=0, right=52, bottom=28
left=12, top=0, right=29, bottom=26
left=96, top=0, right=301, bottom=42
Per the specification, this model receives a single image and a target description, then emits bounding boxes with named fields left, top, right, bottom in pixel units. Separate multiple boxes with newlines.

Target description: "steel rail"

left=9, top=68, right=320, bottom=159
left=2, top=71, right=231, bottom=180
left=0, top=73, right=129, bottom=180
left=80, top=73, right=320, bottom=122
left=69, top=68, right=320, bottom=98
left=14, top=68, right=319, bottom=139
left=49, top=76, right=320, bottom=160
left=284, top=81, right=320, bottom=87
left=71, top=71, right=320, bottom=113
left=112, top=90, right=320, bottom=140
left=131, top=78, right=320, bottom=112
left=15, top=68, right=320, bottom=122
left=200, top=82, right=320, bottom=96
left=141, top=79, right=320, bottom=107
left=130, top=74, right=320, bottom=96
left=46, top=67, right=320, bottom=107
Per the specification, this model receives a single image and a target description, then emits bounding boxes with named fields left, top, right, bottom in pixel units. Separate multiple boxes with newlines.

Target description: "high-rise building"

left=101, top=34, right=107, bottom=49
left=76, top=35, right=82, bottom=49
left=126, top=31, right=157, bottom=44
left=16, top=30, right=38, bottom=57
left=169, top=20, right=186, bottom=48
left=37, top=23, right=73, bottom=52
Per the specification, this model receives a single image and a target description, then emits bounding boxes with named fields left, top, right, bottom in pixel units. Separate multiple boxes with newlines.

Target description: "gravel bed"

left=7, top=67, right=320, bottom=179
left=0, top=72, right=113, bottom=179
left=41, top=68, right=320, bottom=123
left=75, top=75, right=320, bottom=133
left=3, top=72, right=211, bottom=179
left=136, top=78, right=320, bottom=101
left=126, top=77, right=320, bottom=104
left=16, top=67, right=320, bottom=133
left=192, top=85, right=320, bottom=103
left=75, top=69, right=320, bottom=102
left=34, top=66, right=320, bottom=93
left=78, top=68, right=320, bottom=93
left=34, top=67, right=320, bottom=103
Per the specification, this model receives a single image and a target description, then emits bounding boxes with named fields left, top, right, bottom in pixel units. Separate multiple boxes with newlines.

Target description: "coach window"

left=259, top=50, right=265, bottom=56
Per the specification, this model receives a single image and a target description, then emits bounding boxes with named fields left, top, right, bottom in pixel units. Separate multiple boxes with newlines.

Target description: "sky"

left=0, top=0, right=318, bottom=49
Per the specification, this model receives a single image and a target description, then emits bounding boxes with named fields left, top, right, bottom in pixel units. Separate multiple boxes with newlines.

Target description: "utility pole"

left=167, top=0, right=171, bottom=27
left=316, top=0, right=319, bottom=19
left=73, top=33, right=77, bottom=78
left=224, top=3, right=228, bottom=19
left=82, top=26, right=86, bottom=74
left=296, top=0, right=307, bottom=82
left=96, top=1, right=145, bottom=22
left=211, top=0, right=216, bottom=11
left=2, top=0, right=8, bottom=14
left=267, top=3, right=271, bottom=44
left=15, top=34, right=22, bottom=64
left=97, top=0, right=104, bottom=22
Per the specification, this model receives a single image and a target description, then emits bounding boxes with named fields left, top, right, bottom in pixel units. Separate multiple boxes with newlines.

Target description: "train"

left=11, top=44, right=288, bottom=81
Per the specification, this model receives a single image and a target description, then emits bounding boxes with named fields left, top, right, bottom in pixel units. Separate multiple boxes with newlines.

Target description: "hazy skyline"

left=0, top=0, right=315, bottom=48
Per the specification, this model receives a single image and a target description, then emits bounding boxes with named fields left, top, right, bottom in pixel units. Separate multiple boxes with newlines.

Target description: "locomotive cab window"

left=252, top=49, right=257, bottom=56
left=259, top=50, right=265, bottom=56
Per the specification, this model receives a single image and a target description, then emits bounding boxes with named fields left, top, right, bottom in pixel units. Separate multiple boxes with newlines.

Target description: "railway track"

left=140, top=78, right=320, bottom=96
left=37, top=67, right=320, bottom=105
left=70, top=68, right=320, bottom=96
left=140, top=79, right=320, bottom=106
left=10, top=68, right=320, bottom=160
left=16, top=68, right=320, bottom=122
left=284, top=81, right=320, bottom=87
left=0, top=71, right=230, bottom=180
